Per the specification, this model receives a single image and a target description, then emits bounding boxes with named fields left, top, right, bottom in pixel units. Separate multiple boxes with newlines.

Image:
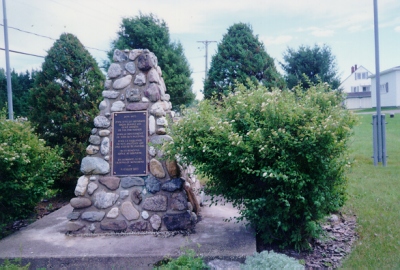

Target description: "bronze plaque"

left=112, top=111, right=148, bottom=176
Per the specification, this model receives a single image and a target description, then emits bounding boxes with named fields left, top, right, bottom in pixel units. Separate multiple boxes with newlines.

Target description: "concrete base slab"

left=0, top=201, right=255, bottom=269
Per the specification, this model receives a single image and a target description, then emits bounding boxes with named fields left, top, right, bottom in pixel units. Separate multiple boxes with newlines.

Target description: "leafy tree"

left=29, top=33, right=105, bottom=192
left=280, top=44, right=341, bottom=89
left=166, top=82, right=356, bottom=250
left=0, top=69, right=36, bottom=118
left=203, top=23, right=285, bottom=99
left=108, top=13, right=195, bottom=109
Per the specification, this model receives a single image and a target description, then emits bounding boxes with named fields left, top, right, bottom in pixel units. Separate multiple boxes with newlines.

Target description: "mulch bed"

left=257, top=213, right=358, bottom=269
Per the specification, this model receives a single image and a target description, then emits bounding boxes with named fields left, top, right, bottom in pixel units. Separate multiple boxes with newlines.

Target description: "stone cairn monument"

left=66, top=49, right=200, bottom=234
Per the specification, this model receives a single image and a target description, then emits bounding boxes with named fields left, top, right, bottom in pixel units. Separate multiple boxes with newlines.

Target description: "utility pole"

left=197, top=40, right=216, bottom=81
left=2, top=0, right=13, bottom=120
left=372, top=0, right=387, bottom=166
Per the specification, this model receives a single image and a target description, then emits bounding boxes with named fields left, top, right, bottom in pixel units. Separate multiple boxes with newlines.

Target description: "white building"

left=340, top=65, right=373, bottom=109
left=370, top=66, right=400, bottom=108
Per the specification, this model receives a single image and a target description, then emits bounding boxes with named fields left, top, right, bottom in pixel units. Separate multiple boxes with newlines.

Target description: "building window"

left=351, top=86, right=359, bottom=92
left=362, top=86, right=370, bottom=92
left=355, top=72, right=368, bottom=80
left=380, top=82, right=389, bottom=93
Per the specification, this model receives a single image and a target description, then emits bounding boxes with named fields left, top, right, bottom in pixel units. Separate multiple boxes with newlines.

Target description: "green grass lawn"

left=341, top=113, right=400, bottom=269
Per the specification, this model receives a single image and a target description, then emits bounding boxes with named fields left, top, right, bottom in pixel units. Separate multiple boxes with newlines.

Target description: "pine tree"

left=108, top=13, right=195, bottom=109
left=204, top=23, right=285, bottom=99
left=29, top=33, right=105, bottom=192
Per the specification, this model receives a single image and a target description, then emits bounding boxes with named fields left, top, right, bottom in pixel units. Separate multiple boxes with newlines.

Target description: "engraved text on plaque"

left=112, top=111, right=148, bottom=176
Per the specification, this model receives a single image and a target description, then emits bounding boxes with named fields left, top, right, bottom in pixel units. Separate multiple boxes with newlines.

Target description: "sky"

left=1, top=0, right=400, bottom=100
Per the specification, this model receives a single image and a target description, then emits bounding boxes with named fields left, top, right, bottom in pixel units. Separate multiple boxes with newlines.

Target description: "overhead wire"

left=0, top=48, right=44, bottom=58
left=0, top=23, right=108, bottom=53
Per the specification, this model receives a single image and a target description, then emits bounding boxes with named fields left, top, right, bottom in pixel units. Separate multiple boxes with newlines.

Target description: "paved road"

left=352, top=109, right=400, bottom=115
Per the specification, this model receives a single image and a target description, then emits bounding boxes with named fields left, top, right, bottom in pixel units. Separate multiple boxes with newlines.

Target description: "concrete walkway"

left=0, top=201, right=256, bottom=269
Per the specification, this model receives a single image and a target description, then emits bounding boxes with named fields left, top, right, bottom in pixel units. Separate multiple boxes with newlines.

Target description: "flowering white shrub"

left=166, top=82, right=356, bottom=250
left=0, top=109, right=67, bottom=228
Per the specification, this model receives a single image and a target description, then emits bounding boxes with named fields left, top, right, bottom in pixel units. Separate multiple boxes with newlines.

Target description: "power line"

left=0, top=47, right=44, bottom=58
left=0, top=23, right=108, bottom=53
left=0, top=23, right=56, bottom=41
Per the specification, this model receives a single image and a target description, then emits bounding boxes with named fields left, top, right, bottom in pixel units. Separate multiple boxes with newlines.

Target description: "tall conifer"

left=29, top=33, right=104, bottom=192
left=204, top=23, right=285, bottom=99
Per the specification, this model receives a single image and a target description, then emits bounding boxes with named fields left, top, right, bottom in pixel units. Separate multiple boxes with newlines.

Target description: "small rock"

left=67, top=211, right=81, bottom=220
left=99, top=129, right=110, bottom=136
left=125, top=62, right=136, bottom=74
left=89, top=135, right=101, bottom=145
left=70, top=197, right=92, bottom=209
left=106, top=207, right=119, bottom=218
left=101, top=137, right=110, bottom=155
left=94, top=116, right=110, bottom=128
left=102, top=90, right=120, bottom=99
left=86, top=145, right=99, bottom=155
left=120, top=190, right=129, bottom=200
left=74, top=176, right=89, bottom=196
left=87, top=182, right=98, bottom=195
left=131, top=189, right=142, bottom=205
left=126, top=88, right=141, bottom=102
left=150, top=214, right=162, bottom=230
left=66, top=221, right=85, bottom=232
left=134, top=73, right=146, bottom=86
left=121, top=201, right=140, bottom=221
left=145, top=176, right=161, bottom=194
left=100, top=220, right=127, bottom=231
left=149, top=158, right=165, bottom=178
left=93, top=191, right=119, bottom=209
left=80, top=157, right=110, bottom=175
left=111, top=101, right=125, bottom=112
left=107, top=63, right=122, bottom=78
left=141, top=211, right=149, bottom=220
left=163, top=212, right=192, bottom=231
left=143, top=195, right=167, bottom=211
left=126, top=102, right=149, bottom=111
left=121, top=176, right=144, bottom=188
left=113, top=49, right=128, bottom=62
left=99, top=176, right=121, bottom=190
left=81, top=211, right=105, bottom=222
left=137, top=53, right=153, bottom=71
left=129, top=221, right=148, bottom=232
left=113, top=75, right=132, bottom=90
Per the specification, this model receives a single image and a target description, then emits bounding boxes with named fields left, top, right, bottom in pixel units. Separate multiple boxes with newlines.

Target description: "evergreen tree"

left=0, top=69, right=36, bottom=117
left=108, top=13, right=195, bottom=109
left=203, top=23, right=285, bottom=99
left=0, top=69, right=6, bottom=109
left=280, top=44, right=341, bottom=89
left=12, top=70, right=37, bottom=117
left=29, top=33, right=105, bottom=192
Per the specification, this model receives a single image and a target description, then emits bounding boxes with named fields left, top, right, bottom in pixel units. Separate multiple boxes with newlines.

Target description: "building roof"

left=370, top=66, right=400, bottom=78
left=345, top=91, right=371, bottom=98
left=340, top=65, right=374, bottom=85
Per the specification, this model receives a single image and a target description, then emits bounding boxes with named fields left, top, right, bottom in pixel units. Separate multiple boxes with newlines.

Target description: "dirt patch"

left=257, top=213, right=358, bottom=269
left=1, top=196, right=70, bottom=239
